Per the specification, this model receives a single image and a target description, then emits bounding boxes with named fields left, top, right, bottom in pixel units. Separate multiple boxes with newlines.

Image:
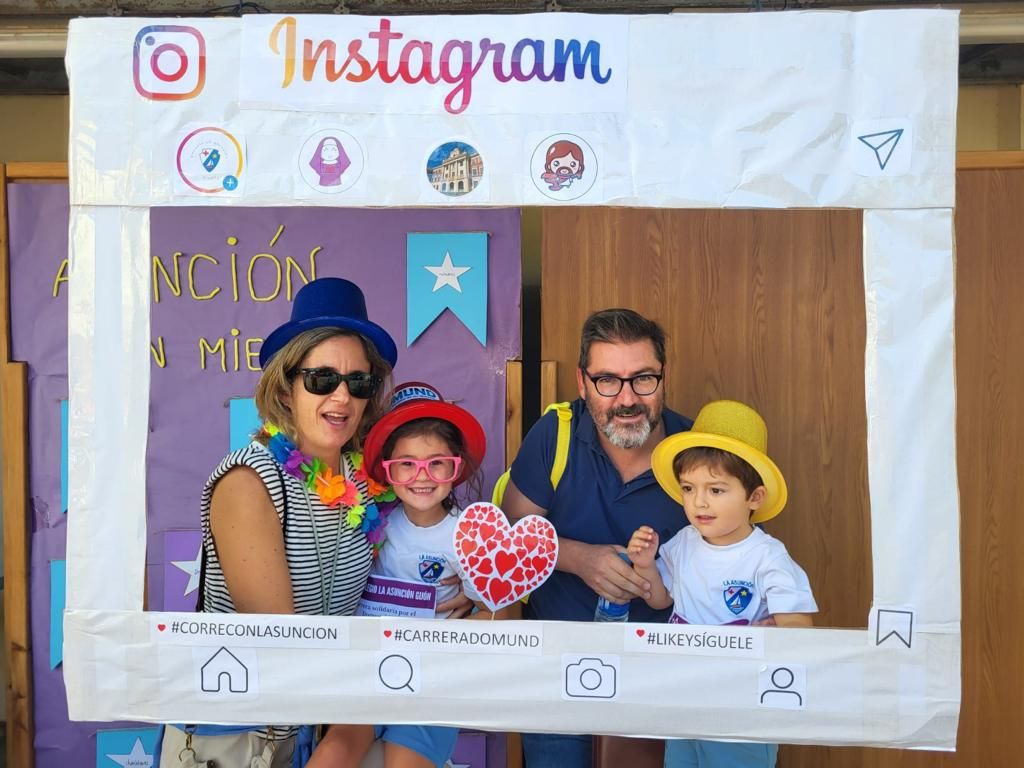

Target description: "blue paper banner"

left=95, top=727, right=161, bottom=768
left=229, top=397, right=261, bottom=452
left=49, top=560, right=65, bottom=669
left=407, top=232, right=488, bottom=346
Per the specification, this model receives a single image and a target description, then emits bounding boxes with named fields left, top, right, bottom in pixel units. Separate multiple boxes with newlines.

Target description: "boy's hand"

left=627, top=526, right=659, bottom=568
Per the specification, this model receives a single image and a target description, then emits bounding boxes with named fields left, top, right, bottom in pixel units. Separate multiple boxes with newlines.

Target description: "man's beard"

left=590, top=399, right=659, bottom=449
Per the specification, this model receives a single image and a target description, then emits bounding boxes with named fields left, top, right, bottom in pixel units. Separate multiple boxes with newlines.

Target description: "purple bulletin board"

left=7, top=183, right=521, bottom=768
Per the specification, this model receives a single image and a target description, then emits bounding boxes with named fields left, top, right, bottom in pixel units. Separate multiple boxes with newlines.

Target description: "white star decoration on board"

left=425, top=251, right=471, bottom=293
left=172, top=546, right=203, bottom=596
left=107, top=737, right=154, bottom=768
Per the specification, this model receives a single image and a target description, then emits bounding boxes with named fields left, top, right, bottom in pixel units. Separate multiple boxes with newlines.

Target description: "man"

left=502, top=308, right=693, bottom=768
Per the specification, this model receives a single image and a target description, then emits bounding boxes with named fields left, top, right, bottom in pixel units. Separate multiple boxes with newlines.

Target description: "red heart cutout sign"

left=453, top=502, right=559, bottom=613
left=383, top=630, right=392, bottom=638
left=157, top=624, right=166, bottom=632
left=635, top=628, right=645, bottom=637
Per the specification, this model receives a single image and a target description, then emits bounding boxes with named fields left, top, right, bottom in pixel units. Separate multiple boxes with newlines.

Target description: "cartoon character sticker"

left=530, top=133, right=598, bottom=201
left=297, top=129, right=364, bottom=194
left=541, top=140, right=585, bottom=191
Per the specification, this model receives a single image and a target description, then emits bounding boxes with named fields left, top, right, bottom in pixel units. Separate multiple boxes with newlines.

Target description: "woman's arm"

left=209, top=467, right=294, bottom=614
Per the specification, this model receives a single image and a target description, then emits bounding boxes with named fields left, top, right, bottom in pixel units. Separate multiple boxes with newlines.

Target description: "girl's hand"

left=627, top=526, right=659, bottom=568
left=437, top=575, right=473, bottom=618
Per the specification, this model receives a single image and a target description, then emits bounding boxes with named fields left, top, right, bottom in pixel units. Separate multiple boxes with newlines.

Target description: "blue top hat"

left=259, top=278, right=398, bottom=369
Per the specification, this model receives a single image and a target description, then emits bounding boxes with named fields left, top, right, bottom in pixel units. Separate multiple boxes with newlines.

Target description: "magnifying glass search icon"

left=378, top=653, right=417, bottom=693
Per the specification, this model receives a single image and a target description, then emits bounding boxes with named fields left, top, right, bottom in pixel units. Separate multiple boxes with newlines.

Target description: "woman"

left=159, top=277, right=466, bottom=767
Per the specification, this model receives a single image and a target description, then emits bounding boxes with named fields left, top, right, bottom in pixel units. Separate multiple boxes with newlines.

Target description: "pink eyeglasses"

left=381, top=456, right=463, bottom=485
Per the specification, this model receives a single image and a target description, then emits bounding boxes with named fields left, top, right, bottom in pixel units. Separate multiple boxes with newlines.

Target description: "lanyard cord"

left=302, top=457, right=347, bottom=615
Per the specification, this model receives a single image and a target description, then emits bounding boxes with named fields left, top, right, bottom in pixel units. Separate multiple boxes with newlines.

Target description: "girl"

left=309, top=382, right=506, bottom=768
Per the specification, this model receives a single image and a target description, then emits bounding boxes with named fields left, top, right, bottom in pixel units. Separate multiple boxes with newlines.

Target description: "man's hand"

left=627, top=526, right=659, bottom=569
left=563, top=541, right=651, bottom=602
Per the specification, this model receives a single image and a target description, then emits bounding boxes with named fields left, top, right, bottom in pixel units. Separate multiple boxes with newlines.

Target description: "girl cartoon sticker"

left=530, top=133, right=598, bottom=201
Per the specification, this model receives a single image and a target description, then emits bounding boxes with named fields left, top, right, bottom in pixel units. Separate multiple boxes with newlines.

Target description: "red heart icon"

left=636, top=628, right=645, bottom=637
left=157, top=624, right=166, bottom=632
left=494, top=550, right=518, bottom=577
left=383, top=630, right=392, bottom=638
left=453, top=503, right=558, bottom=613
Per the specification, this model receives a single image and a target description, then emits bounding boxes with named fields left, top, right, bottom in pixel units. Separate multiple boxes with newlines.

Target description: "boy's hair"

left=578, top=308, right=667, bottom=370
left=381, top=417, right=483, bottom=513
left=673, top=446, right=764, bottom=498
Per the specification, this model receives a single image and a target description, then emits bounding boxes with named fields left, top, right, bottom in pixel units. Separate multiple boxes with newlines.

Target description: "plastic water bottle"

left=593, top=552, right=632, bottom=622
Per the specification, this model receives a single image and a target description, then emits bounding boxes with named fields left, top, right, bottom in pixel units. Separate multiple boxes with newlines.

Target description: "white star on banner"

left=425, top=251, right=471, bottom=293
left=107, top=738, right=154, bottom=768
left=172, top=546, right=203, bottom=597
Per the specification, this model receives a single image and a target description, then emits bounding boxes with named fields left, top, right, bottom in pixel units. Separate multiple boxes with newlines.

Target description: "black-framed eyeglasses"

left=290, top=368, right=382, bottom=399
left=583, top=370, right=664, bottom=398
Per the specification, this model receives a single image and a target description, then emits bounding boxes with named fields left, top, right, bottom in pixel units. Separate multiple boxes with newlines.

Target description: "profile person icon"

left=308, top=136, right=351, bottom=187
left=759, top=666, right=803, bottom=707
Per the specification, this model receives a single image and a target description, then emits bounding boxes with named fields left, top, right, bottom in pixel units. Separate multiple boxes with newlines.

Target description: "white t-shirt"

left=372, top=504, right=479, bottom=618
left=655, top=526, right=817, bottom=625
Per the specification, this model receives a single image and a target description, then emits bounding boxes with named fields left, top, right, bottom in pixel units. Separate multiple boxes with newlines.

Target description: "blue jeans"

left=664, top=739, right=777, bottom=768
left=521, top=732, right=592, bottom=768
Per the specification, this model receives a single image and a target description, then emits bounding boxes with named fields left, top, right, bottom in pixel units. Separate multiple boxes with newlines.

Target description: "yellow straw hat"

left=651, top=400, right=787, bottom=524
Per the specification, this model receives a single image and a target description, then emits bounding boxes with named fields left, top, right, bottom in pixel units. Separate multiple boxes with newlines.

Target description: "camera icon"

left=133, top=25, right=206, bottom=101
left=563, top=656, right=618, bottom=699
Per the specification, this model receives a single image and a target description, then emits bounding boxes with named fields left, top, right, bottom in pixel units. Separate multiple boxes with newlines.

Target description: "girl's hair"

left=672, top=446, right=764, bottom=498
left=254, top=327, right=393, bottom=452
left=381, top=417, right=483, bottom=514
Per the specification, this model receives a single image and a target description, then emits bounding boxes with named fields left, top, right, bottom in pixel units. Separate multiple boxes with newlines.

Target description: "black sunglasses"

left=290, top=367, right=382, bottom=399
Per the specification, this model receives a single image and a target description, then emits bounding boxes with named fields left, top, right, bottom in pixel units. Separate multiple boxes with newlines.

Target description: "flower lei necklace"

left=260, top=424, right=396, bottom=551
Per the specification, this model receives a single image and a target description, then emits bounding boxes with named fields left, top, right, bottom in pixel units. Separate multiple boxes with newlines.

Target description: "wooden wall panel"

left=539, top=195, right=1021, bottom=765
left=541, top=208, right=871, bottom=632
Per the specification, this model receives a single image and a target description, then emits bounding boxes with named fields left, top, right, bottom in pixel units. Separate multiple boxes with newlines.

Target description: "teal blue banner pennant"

left=407, top=232, right=488, bottom=346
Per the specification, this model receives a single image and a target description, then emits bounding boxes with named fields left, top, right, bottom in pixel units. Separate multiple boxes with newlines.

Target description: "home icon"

left=201, top=647, right=249, bottom=693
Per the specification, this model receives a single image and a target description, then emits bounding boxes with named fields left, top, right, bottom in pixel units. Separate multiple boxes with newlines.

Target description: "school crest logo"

left=418, top=555, right=446, bottom=584
left=201, top=148, right=220, bottom=172
left=723, top=583, right=754, bottom=615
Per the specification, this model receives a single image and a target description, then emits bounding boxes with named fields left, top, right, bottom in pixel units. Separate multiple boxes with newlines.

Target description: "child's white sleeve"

left=654, top=532, right=685, bottom=593
left=760, top=554, right=818, bottom=615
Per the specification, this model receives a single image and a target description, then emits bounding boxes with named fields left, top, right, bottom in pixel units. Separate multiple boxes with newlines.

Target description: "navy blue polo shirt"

left=509, top=399, right=693, bottom=622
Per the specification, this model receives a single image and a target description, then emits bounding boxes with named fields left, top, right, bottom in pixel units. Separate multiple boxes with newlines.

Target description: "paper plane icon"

left=857, top=129, right=904, bottom=171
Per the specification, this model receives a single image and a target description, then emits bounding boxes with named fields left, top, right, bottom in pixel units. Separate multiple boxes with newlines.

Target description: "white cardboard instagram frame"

left=62, top=11, right=961, bottom=749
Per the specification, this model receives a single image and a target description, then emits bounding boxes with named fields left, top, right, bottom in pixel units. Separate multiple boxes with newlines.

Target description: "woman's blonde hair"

left=254, top=327, right=393, bottom=452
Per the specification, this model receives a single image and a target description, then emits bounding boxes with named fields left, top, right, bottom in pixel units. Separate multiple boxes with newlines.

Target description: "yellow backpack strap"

left=545, top=401, right=573, bottom=491
left=492, top=402, right=573, bottom=508
left=491, top=470, right=511, bottom=507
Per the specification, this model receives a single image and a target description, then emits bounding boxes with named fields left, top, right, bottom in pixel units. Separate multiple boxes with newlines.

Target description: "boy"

left=628, top=399, right=816, bottom=768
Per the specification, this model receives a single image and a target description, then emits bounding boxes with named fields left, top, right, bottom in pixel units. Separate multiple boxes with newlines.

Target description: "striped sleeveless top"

left=198, top=443, right=374, bottom=738
left=199, top=441, right=374, bottom=618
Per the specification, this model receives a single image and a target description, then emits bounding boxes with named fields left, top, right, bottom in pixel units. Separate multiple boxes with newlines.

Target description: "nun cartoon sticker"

left=297, top=129, right=365, bottom=194
left=530, top=133, right=598, bottom=201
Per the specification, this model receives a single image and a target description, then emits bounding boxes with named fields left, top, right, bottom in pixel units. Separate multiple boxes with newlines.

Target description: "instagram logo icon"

left=133, top=25, right=206, bottom=101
